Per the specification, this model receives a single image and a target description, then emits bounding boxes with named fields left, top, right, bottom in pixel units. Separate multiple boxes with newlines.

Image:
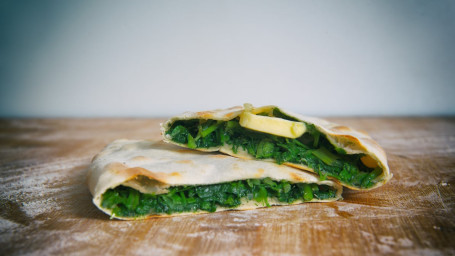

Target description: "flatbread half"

left=88, top=139, right=343, bottom=220
left=161, top=104, right=392, bottom=190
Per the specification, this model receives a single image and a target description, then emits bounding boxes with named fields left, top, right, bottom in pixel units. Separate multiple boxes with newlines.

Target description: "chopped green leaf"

left=168, top=125, right=188, bottom=144
left=311, top=147, right=338, bottom=166
left=256, top=139, right=275, bottom=158
left=187, top=134, right=196, bottom=149
left=126, top=189, right=140, bottom=210
left=313, top=132, right=320, bottom=148
left=101, top=179, right=337, bottom=218
left=201, top=121, right=223, bottom=137
left=303, top=184, right=313, bottom=201
left=361, top=167, right=382, bottom=188
left=254, top=186, right=269, bottom=207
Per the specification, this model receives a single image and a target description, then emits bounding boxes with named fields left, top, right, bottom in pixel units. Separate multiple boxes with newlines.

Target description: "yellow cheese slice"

left=360, top=155, right=378, bottom=168
left=239, top=112, right=306, bottom=139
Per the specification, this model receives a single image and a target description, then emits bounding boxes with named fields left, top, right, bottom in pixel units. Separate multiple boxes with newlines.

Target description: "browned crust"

left=290, top=172, right=305, bottom=182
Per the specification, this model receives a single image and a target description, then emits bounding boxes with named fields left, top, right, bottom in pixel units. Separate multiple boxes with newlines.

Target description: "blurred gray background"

left=1, top=0, right=454, bottom=117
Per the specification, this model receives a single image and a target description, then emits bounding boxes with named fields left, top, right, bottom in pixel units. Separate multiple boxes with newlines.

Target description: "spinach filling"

left=101, top=178, right=337, bottom=217
left=166, top=109, right=382, bottom=188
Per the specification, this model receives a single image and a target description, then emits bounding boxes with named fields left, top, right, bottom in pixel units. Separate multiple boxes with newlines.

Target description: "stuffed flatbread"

left=88, top=139, right=343, bottom=220
left=161, top=104, right=392, bottom=190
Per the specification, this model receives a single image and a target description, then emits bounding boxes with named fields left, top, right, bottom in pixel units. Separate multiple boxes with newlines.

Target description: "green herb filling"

left=166, top=108, right=382, bottom=188
left=101, top=178, right=337, bottom=217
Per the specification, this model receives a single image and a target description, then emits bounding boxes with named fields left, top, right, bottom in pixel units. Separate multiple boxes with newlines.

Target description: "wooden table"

left=1, top=118, right=454, bottom=255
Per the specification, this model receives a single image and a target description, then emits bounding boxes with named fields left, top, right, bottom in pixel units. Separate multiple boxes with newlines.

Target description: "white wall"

left=1, top=0, right=454, bottom=117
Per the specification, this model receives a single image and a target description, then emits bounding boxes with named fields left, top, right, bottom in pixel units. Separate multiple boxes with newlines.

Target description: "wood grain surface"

left=1, top=118, right=454, bottom=255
